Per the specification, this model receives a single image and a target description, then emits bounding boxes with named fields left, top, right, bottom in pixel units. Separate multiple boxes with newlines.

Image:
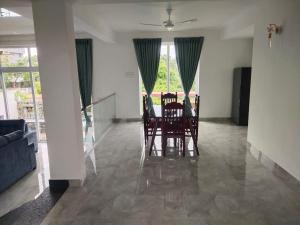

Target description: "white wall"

left=198, top=31, right=253, bottom=118
left=32, top=0, right=86, bottom=181
left=89, top=29, right=253, bottom=119
left=91, top=34, right=140, bottom=119
left=247, top=0, right=300, bottom=180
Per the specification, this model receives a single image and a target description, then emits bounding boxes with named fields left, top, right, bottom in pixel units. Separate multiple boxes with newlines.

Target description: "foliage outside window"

left=141, top=43, right=198, bottom=105
left=0, top=48, right=46, bottom=141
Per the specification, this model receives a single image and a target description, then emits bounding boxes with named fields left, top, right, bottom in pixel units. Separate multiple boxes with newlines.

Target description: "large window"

left=141, top=43, right=198, bottom=105
left=0, top=78, right=6, bottom=119
left=0, top=47, right=46, bottom=141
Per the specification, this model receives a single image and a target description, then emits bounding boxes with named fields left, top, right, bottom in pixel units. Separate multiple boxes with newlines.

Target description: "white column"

left=32, top=0, right=86, bottom=182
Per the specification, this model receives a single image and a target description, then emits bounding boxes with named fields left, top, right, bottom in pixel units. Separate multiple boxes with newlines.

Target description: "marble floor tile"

left=0, top=143, right=49, bottom=217
left=41, top=121, right=300, bottom=225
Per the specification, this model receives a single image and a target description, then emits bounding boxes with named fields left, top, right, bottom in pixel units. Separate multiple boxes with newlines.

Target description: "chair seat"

left=147, top=118, right=161, bottom=128
left=163, top=130, right=185, bottom=136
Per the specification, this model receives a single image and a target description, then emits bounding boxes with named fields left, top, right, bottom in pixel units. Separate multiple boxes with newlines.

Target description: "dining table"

left=148, top=105, right=199, bottom=155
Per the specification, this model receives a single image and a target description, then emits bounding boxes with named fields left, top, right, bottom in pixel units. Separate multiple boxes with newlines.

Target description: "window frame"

left=139, top=42, right=200, bottom=113
left=0, top=46, right=44, bottom=141
left=156, top=42, right=199, bottom=94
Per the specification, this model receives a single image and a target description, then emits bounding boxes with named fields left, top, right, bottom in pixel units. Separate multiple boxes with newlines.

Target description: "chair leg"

left=195, top=145, right=199, bottom=156
left=174, top=138, right=176, bottom=147
left=182, top=137, right=185, bottom=157
left=195, top=136, right=199, bottom=156
left=162, top=136, right=167, bottom=157
left=195, top=129, right=199, bottom=156
left=161, top=133, right=164, bottom=153
left=144, top=126, right=147, bottom=145
left=149, top=124, right=157, bottom=156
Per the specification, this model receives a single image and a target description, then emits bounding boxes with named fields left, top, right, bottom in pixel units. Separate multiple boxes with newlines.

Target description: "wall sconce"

left=267, top=24, right=282, bottom=48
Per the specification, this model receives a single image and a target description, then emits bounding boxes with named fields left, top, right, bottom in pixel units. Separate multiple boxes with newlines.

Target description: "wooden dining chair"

left=142, top=95, right=149, bottom=145
left=193, top=95, right=200, bottom=146
left=161, top=92, right=178, bottom=107
left=185, top=95, right=200, bottom=156
left=143, top=95, right=161, bottom=148
left=161, top=92, right=178, bottom=146
left=162, top=102, right=186, bottom=157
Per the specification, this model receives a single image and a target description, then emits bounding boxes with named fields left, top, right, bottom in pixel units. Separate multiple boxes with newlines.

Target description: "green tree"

left=1, top=52, right=42, bottom=100
left=140, top=52, right=197, bottom=105
left=153, top=54, right=168, bottom=93
left=1, top=55, right=30, bottom=88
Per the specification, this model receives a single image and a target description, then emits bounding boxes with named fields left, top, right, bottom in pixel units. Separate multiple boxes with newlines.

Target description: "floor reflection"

left=149, top=136, right=198, bottom=158
left=0, top=143, right=49, bottom=217
left=40, top=122, right=300, bottom=225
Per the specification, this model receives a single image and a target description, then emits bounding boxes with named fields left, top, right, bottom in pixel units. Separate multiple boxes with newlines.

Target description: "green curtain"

left=75, top=39, right=93, bottom=124
left=133, top=38, right=161, bottom=116
left=174, top=37, right=204, bottom=116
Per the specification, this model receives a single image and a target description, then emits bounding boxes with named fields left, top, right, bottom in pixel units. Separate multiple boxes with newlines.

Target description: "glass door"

left=0, top=76, right=7, bottom=119
left=140, top=43, right=199, bottom=109
left=32, top=72, right=46, bottom=141
left=3, top=72, right=37, bottom=131
left=0, top=47, right=46, bottom=142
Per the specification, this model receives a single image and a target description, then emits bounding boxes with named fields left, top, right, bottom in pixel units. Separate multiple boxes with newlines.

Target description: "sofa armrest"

left=24, top=130, right=38, bottom=152
left=27, top=143, right=37, bottom=170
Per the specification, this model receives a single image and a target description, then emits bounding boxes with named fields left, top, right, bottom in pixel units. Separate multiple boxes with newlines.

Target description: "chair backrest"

left=142, top=95, right=147, bottom=113
left=161, top=92, right=177, bottom=107
left=142, top=95, right=149, bottom=118
left=194, top=95, right=200, bottom=117
left=162, top=102, right=185, bottom=131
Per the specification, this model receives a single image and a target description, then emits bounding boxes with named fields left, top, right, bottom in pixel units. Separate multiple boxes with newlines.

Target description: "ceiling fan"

left=140, top=8, right=197, bottom=31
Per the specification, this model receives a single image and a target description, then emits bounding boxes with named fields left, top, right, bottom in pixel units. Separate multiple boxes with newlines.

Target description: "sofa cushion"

left=0, top=119, right=25, bottom=136
left=0, top=136, right=8, bottom=147
left=4, top=130, right=24, bottom=143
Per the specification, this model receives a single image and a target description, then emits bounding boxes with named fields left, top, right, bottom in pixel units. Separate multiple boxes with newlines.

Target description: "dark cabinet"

left=231, top=67, right=252, bottom=126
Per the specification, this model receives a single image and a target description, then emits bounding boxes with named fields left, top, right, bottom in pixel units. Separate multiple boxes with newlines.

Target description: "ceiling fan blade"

left=140, top=23, right=162, bottom=27
left=175, top=18, right=197, bottom=24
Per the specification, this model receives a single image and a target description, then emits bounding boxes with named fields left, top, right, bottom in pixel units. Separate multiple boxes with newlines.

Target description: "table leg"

left=149, top=120, right=158, bottom=156
left=188, top=120, right=199, bottom=156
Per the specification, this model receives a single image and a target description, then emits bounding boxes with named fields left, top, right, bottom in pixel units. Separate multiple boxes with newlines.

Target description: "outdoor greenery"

left=1, top=54, right=38, bottom=67
left=0, top=54, right=41, bottom=101
left=142, top=54, right=196, bottom=105
left=0, top=50, right=46, bottom=140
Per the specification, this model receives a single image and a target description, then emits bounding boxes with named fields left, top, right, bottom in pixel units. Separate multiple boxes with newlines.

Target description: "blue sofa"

left=0, top=119, right=38, bottom=193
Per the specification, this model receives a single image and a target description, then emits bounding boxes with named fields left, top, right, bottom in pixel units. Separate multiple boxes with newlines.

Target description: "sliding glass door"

left=3, top=72, right=36, bottom=130
left=141, top=43, right=199, bottom=105
left=32, top=72, right=46, bottom=141
left=0, top=79, right=6, bottom=119
left=0, top=47, right=46, bottom=141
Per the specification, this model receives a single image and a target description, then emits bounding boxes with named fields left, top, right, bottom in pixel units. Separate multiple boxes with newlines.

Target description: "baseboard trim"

left=49, top=180, right=69, bottom=193
left=247, top=142, right=300, bottom=190
left=199, top=117, right=232, bottom=123
left=113, top=117, right=233, bottom=123
left=113, top=118, right=142, bottom=123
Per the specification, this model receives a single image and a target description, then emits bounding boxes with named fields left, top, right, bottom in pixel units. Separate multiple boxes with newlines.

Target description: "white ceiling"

left=74, top=1, right=254, bottom=32
left=0, top=0, right=256, bottom=39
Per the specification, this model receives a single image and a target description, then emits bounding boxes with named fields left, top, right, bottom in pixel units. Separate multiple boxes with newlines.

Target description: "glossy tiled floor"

left=41, top=121, right=300, bottom=225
